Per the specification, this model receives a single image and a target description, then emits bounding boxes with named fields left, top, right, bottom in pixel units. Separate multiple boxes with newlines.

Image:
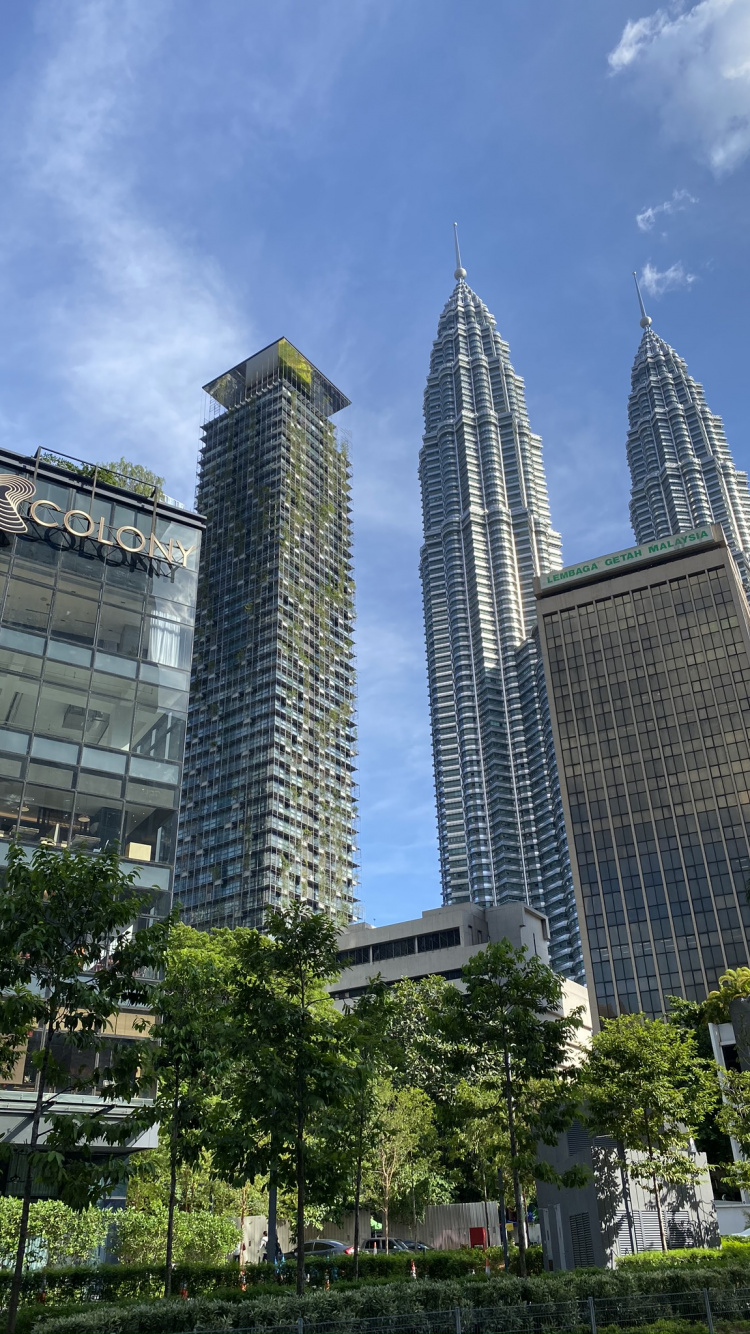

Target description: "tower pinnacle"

left=633, top=270, right=652, bottom=329
left=453, top=223, right=467, bottom=280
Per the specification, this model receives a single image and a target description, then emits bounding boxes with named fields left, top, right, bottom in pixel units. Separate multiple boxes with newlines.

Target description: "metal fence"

left=186, top=1285, right=750, bottom=1334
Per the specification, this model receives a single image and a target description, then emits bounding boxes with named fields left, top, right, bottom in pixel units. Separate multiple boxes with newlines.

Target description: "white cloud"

left=1, top=0, right=249, bottom=501
left=636, top=188, right=698, bottom=231
left=609, top=0, right=750, bottom=175
left=640, top=260, right=697, bottom=296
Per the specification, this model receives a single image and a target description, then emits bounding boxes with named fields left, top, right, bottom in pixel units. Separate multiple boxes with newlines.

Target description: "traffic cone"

left=179, top=1281, right=188, bottom=1300
left=411, top=1259, right=417, bottom=1280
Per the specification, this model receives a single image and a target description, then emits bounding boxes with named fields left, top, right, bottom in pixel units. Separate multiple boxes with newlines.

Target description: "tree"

left=340, top=982, right=391, bottom=1275
left=114, top=1208, right=239, bottom=1265
left=581, top=1013, right=719, bottom=1251
left=362, top=1078, right=439, bottom=1249
left=716, top=1067, right=750, bottom=1193
left=0, top=1200, right=107, bottom=1269
left=216, top=905, right=354, bottom=1295
left=446, top=942, right=585, bottom=1277
left=0, top=843, right=168, bottom=1333
left=143, top=923, right=233, bottom=1297
left=704, top=968, right=750, bottom=1022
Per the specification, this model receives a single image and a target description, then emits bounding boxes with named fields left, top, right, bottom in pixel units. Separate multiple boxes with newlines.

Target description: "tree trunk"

left=497, top=1168, right=509, bottom=1270
left=383, top=1193, right=389, bottom=1252
left=296, top=1104, right=305, bottom=1295
left=164, top=1066, right=180, bottom=1297
left=267, top=1171, right=277, bottom=1270
left=617, top=1141, right=637, bottom=1254
left=481, top=1162, right=491, bottom=1245
left=239, top=1182, right=247, bottom=1271
left=644, top=1114, right=667, bottom=1252
left=503, top=1048, right=527, bottom=1277
left=8, top=1017, right=54, bottom=1334
left=353, top=1108, right=363, bottom=1280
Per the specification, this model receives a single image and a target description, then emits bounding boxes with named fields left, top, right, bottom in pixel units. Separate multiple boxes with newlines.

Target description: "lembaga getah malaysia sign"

left=539, top=527, right=715, bottom=592
left=0, top=473, right=195, bottom=568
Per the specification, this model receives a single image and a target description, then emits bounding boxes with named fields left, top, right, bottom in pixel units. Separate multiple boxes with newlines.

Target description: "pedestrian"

left=258, top=1229, right=268, bottom=1262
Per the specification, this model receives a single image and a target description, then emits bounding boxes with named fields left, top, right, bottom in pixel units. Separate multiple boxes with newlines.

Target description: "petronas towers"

left=420, top=246, right=583, bottom=980
left=418, top=249, right=750, bottom=986
left=627, top=278, right=750, bottom=595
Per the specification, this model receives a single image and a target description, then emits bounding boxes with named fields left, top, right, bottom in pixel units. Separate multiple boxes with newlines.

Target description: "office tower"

left=537, top=526, right=750, bottom=1022
left=419, top=239, right=583, bottom=979
left=177, top=338, right=357, bottom=930
left=628, top=275, right=750, bottom=594
left=0, top=446, right=201, bottom=1184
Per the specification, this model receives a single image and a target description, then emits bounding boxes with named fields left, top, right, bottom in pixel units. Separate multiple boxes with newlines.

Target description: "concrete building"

left=0, top=446, right=203, bottom=1193
left=536, top=525, right=750, bottom=1023
left=331, top=901, right=591, bottom=1034
left=419, top=237, right=582, bottom=981
left=176, top=338, right=357, bottom=930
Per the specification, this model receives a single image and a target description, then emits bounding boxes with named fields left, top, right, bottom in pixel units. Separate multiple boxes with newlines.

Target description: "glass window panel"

left=26, top=762, right=75, bottom=788
left=12, top=536, right=59, bottom=579
left=30, top=736, right=78, bottom=765
left=87, top=673, right=135, bottom=750
left=103, top=555, right=149, bottom=603
left=153, top=519, right=200, bottom=570
left=142, top=616, right=192, bottom=670
left=128, top=756, right=179, bottom=785
left=2, top=579, right=52, bottom=635
left=71, top=791, right=123, bottom=850
left=0, top=629, right=44, bottom=657
left=46, top=640, right=92, bottom=667
left=31, top=479, right=72, bottom=509
left=50, top=585, right=98, bottom=648
left=18, top=783, right=74, bottom=846
left=94, top=651, right=137, bottom=679
left=150, top=565, right=198, bottom=608
left=125, top=779, right=176, bottom=809
left=0, top=777, right=22, bottom=837
left=112, top=504, right=150, bottom=538
left=0, top=672, right=39, bottom=732
left=76, top=770, right=122, bottom=798
left=0, top=729, right=29, bottom=755
left=123, top=802, right=176, bottom=865
left=138, top=662, right=190, bottom=691
left=97, top=600, right=142, bottom=659
left=145, top=592, right=194, bottom=625
left=0, top=755, right=23, bottom=779
left=80, top=746, right=127, bottom=775
left=132, top=687, right=186, bottom=762
left=35, top=678, right=89, bottom=743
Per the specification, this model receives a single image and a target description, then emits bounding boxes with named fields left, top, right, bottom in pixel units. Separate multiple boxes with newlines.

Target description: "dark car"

left=283, top=1239, right=353, bottom=1260
left=359, top=1237, right=409, bottom=1253
left=391, top=1238, right=430, bottom=1251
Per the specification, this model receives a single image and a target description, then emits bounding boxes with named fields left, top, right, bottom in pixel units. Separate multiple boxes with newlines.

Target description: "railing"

left=185, top=1285, right=750, bottom=1334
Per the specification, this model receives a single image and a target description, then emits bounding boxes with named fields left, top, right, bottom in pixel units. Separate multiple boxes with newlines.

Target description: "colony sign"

left=538, top=526, right=716, bottom=593
left=0, top=473, right=195, bottom=568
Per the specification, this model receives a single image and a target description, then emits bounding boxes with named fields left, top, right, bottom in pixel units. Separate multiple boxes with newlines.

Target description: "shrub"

left=617, top=1239, right=750, bottom=1268
left=112, top=1209, right=239, bottom=1266
left=0, top=1201, right=107, bottom=1270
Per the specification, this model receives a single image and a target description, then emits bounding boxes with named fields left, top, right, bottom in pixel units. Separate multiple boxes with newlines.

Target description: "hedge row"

left=618, top=1239, right=750, bottom=1268
left=27, top=1264, right=750, bottom=1334
left=0, top=1248, right=544, bottom=1308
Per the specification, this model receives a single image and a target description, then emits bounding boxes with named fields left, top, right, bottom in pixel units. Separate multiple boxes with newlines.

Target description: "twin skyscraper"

left=176, top=244, right=750, bottom=992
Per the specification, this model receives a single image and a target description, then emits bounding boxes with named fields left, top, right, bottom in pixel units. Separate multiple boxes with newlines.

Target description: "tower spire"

left=453, top=223, right=467, bottom=280
left=633, top=270, right=652, bottom=329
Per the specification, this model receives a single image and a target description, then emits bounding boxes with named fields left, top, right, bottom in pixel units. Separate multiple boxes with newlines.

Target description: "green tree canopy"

left=361, top=1078, right=441, bottom=1248
left=580, top=1013, right=719, bottom=1251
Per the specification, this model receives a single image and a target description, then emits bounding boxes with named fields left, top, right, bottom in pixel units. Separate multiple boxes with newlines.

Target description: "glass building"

left=628, top=279, right=750, bottom=595
left=0, top=446, right=202, bottom=914
left=176, top=338, right=357, bottom=930
left=419, top=249, right=583, bottom=980
left=537, top=527, right=750, bottom=1021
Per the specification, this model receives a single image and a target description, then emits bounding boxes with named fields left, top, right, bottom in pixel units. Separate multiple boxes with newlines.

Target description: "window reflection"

left=87, top=672, right=135, bottom=750
left=0, top=778, right=22, bottom=837
left=0, top=668, right=40, bottom=732
left=132, top=683, right=186, bottom=761
left=97, top=601, right=141, bottom=659
left=36, top=672, right=89, bottom=743
left=143, top=616, right=192, bottom=670
left=70, top=791, right=123, bottom=850
left=124, top=781, right=176, bottom=863
left=3, top=580, right=52, bottom=635
left=17, top=783, right=73, bottom=846
left=50, top=579, right=98, bottom=646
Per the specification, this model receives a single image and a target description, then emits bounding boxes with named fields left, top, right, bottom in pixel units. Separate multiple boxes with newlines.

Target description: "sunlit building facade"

left=176, top=338, right=357, bottom=930
left=419, top=255, right=583, bottom=980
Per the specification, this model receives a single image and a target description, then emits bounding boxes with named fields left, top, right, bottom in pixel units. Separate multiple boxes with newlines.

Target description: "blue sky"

left=1, top=0, right=749, bottom=925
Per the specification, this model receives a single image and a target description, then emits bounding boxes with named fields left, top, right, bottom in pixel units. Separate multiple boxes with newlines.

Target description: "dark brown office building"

left=536, top=525, right=750, bottom=1021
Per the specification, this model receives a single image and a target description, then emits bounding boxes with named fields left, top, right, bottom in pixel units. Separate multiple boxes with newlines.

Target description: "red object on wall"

left=469, top=1227, right=487, bottom=1249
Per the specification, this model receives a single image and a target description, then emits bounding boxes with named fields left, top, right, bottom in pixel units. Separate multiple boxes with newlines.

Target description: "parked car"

left=359, top=1237, right=409, bottom=1253
left=727, top=1227, right=750, bottom=1240
left=283, top=1239, right=353, bottom=1260
left=391, top=1238, right=430, bottom=1251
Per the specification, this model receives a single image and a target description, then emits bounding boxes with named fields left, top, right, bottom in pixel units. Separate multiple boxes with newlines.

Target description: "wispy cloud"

left=609, top=0, right=750, bottom=175
left=0, top=0, right=249, bottom=500
left=636, top=188, right=698, bottom=232
left=640, top=261, right=697, bottom=297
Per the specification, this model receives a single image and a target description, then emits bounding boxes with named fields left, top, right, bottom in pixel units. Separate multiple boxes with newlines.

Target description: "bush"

left=617, top=1239, right=750, bottom=1268
left=0, top=1201, right=107, bottom=1269
left=26, top=1265, right=750, bottom=1333
left=113, top=1209, right=239, bottom=1266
